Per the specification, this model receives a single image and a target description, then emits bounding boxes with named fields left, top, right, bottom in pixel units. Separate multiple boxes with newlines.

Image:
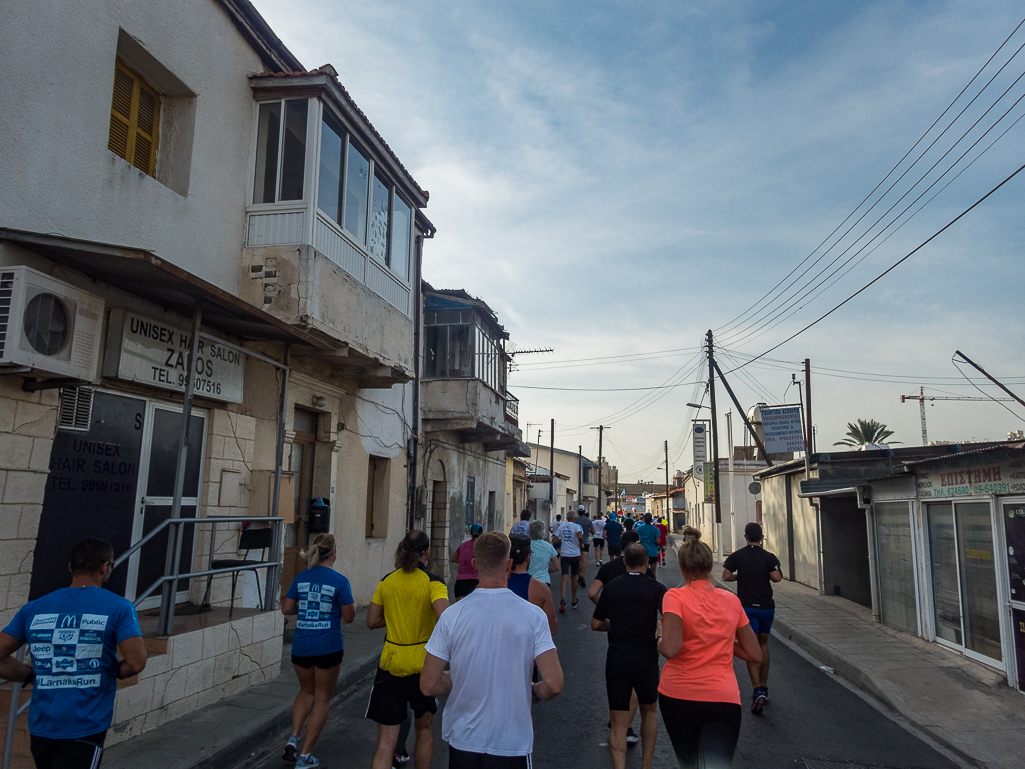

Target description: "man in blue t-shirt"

left=0, top=538, right=147, bottom=769
left=634, top=514, right=662, bottom=576
left=603, top=517, right=624, bottom=559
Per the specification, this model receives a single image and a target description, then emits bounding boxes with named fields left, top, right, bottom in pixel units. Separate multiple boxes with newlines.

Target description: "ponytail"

left=300, top=533, right=336, bottom=569
left=396, top=530, right=430, bottom=572
left=676, top=527, right=713, bottom=577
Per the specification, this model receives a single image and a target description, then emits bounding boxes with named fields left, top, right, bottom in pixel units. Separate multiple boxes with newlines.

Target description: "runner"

left=722, top=521, right=783, bottom=714
left=655, top=517, right=669, bottom=567
left=658, top=528, right=761, bottom=768
left=420, top=532, right=563, bottom=769
left=527, top=520, right=560, bottom=589
left=591, top=513, right=606, bottom=567
left=450, top=523, right=483, bottom=602
left=549, top=514, right=562, bottom=558
left=575, top=506, right=594, bottom=588
left=591, top=544, right=667, bottom=769
left=635, top=513, right=661, bottom=577
left=510, top=510, right=532, bottom=537
left=282, top=533, right=355, bottom=768
left=367, top=530, right=449, bottom=769
left=604, top=514, right=624, bottom=560
left=0, top=538, right=147, bottom=769
left=507, top=535, right=557, bottom=635
left=551, top=510, right=584, bottom=613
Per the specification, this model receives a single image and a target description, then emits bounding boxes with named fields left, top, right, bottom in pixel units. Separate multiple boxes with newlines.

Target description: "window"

left=317, top=118, right=344, bottom=225
left=390, top=194, right=412, bottom=279
left=344, top=140, right=370, bottom=243
left=254, top=99, right=308, bottom=204
left=424, top=311, right=473, bottom=378
left=315, top=111, right=414, bottom=281
left=465, top=477, right=476, bottom=528
left=365, top=455, right=390, bottom=538
left=109, top=60, right=160, bottom=176
left=369, top=171, right=390, bottom=262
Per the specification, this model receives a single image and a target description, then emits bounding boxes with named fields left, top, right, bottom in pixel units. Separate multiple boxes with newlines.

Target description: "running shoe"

left=625, top=727, right=639, bottom=745
left=751, top=688, right=767, bottom=714
left=762, top=686, right=769, bottom=703
left=578, top=576, right=586, bottom=588
left=393, top=750, right=410, bottom=767
left=296, top=754, right=321, bottom=769
left=559, top=600, right=566, bottom=614
left=283, top=735, right=299, bottom=762
left=571, top=598, right=579, bottom=609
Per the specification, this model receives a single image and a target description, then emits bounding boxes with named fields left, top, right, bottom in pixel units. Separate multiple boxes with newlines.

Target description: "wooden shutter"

left=108, top=60, right=160, bottom=176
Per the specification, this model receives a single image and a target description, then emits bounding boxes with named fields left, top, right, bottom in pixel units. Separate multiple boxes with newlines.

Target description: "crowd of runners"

left=275, top=508, right=781, bottom=769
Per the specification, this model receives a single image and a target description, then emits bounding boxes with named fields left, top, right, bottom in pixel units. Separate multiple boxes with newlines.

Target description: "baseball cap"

left=577, top=504, right=586, bottom=512
left=509, top=534, right=532, bottom=564
left=470, top=523, right=484, bottom=535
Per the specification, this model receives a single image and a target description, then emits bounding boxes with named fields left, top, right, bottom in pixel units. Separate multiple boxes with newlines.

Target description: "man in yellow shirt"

left=367, top=530, right=449, bottom=769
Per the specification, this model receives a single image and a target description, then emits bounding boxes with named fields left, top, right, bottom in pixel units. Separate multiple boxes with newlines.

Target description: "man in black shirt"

left=722, top=522, right=782, bottom=714
left=587, top=531, right=655, bottom=605
left=591, top=544, right=667, bottom=769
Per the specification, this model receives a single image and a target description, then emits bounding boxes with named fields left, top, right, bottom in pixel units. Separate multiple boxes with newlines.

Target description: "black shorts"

left=560, top=556, right=580, bottom=576
left=659, top=695, right=742, bottom=768
left=648, top=556, right=659, bottom=565
left=366, top=667, right=438, bottom=725
left=607, top=544, right=622, bottom=557
left=449, top=745, right=530, bottom=769
left=593, top=539, right=605, bottom=550
left=606, top=647, right=659, bottom=710
left=30, top=731, right=106, bottom=769
left=454, top=579, right=479, bottom=598
left=292, top=649, right=344, bottom=669
left=581, top=543, right=590, bottom=552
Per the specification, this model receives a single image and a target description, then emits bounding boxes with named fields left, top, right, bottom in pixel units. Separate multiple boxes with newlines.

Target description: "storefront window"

left=926, top=501, right=1001, bottom=661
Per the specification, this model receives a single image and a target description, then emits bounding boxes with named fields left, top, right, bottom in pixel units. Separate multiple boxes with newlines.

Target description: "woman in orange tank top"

left=657, top=527, right=761, bottom=768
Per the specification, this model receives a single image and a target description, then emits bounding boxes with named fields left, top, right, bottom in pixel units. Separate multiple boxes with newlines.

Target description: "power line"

left=723, top=159, right=1025, bottom=374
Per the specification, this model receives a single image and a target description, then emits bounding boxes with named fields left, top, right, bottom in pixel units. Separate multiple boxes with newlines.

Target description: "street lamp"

left=687, top=402, right=707, bottom=410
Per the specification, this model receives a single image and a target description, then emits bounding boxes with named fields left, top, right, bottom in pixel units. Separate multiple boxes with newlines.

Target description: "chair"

left=209, top=527, right=273, bottom=616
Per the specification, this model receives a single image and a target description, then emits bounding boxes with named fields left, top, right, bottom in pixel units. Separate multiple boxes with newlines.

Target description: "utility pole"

left=954, top=350, right=1025, bottom=409
left=805, top=358, right=814, bottom=454
left=549, top=418, right=555, bottom=505
left=578, top=445, right=582, bottom=513
left=591, top=425, right=608, bottom=515
left=706, top=330, right=722, bottom=562
left=664, top=439, right=670, bottom=521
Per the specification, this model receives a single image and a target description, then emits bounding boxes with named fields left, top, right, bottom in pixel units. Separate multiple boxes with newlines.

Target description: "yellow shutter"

left=108, top=60, right=160, bottom=177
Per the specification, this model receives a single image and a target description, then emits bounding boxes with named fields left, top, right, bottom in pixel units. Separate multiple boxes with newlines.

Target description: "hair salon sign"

left=103, top=309, right=244, bottom=403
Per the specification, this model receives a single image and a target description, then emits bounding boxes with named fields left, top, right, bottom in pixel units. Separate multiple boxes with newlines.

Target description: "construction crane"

left=900, top=386, right=1016, bottom=445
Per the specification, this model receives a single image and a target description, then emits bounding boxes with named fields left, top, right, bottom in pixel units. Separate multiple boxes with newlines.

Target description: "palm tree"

left=833, top=418, right=901, bottom=447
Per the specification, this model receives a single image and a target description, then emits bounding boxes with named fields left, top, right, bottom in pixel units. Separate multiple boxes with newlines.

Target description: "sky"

left=255, top=0, right=1025, bottom=482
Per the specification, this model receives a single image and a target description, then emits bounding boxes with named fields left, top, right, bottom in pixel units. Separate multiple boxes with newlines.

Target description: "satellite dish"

left=748, top=482, right=761, bottom=495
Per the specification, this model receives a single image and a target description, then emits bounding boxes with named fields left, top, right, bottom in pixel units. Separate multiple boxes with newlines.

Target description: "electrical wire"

left=952, top=357, right=1025, bottom=423
left=722, top=159, right=1025, bottom=374
left=715, top=16, right=1025, bottom=340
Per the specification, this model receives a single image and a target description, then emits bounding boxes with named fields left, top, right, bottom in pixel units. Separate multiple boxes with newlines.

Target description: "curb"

left=193, top=651, right=381, bottom=769
left=770, top=614, right=985, bottom=768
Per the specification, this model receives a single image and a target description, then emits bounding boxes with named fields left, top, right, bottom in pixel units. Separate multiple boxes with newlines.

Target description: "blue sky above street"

left=257, top=0, right=1025, bottom=480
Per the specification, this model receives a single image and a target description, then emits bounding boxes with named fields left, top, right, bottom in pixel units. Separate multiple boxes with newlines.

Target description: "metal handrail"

left=1, top=516, right=285, bottom=769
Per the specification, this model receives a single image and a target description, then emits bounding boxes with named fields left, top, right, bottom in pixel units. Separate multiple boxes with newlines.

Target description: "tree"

left=833, top=418, right=901, bottom=447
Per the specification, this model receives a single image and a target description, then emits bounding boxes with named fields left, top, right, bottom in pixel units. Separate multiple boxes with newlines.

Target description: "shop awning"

left=1, top=229, right=330, bottom=349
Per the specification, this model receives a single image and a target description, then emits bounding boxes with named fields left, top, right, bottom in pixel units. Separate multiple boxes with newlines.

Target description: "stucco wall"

left=0, top=0, right=262, bottom=293
left=790, top=476, right=819, bottom=588
left=760, top=474, right=791, bottom=579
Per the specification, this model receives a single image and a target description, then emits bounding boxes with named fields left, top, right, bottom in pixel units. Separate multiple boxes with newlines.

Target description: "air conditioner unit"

left=0, top=266, right=104, bottom=380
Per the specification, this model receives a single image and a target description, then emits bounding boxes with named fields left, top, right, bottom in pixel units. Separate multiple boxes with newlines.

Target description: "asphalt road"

left=239, top=555, right=959, bottom=769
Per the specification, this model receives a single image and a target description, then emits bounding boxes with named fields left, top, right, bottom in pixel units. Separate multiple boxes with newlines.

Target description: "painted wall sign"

left=703, top=461, right=715, bottom=503
left=104, top=309, right=244, bottom=403
left=915, top=452, right=1025, bottom=498
left=760, top=405, right=805, bottom=454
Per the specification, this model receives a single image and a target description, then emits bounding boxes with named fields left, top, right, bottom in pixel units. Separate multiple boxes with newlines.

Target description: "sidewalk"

left=102, top=606, right=383, bottom=769
left=715, top=564, right=1025, bottom=769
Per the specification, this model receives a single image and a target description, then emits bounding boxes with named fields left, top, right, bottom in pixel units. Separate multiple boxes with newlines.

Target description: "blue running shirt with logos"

left=3, top=586, right=141, bottom=739
left=286, top=566, right=354, bottom=657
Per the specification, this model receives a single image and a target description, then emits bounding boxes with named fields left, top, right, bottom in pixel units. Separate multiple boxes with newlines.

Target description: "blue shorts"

left=744, top=608, right=775, bottom=635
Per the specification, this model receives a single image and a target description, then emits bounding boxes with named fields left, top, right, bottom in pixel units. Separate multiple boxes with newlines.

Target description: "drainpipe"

left=857, top=487, right=881, bottom=623
left=408, top=227, right=430, bottom=532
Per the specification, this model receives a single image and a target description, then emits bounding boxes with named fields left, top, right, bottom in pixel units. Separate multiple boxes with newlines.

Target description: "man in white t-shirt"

left=421, top=532, right=564, bottom=769
left=552, top=511, right=584, bottom=612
